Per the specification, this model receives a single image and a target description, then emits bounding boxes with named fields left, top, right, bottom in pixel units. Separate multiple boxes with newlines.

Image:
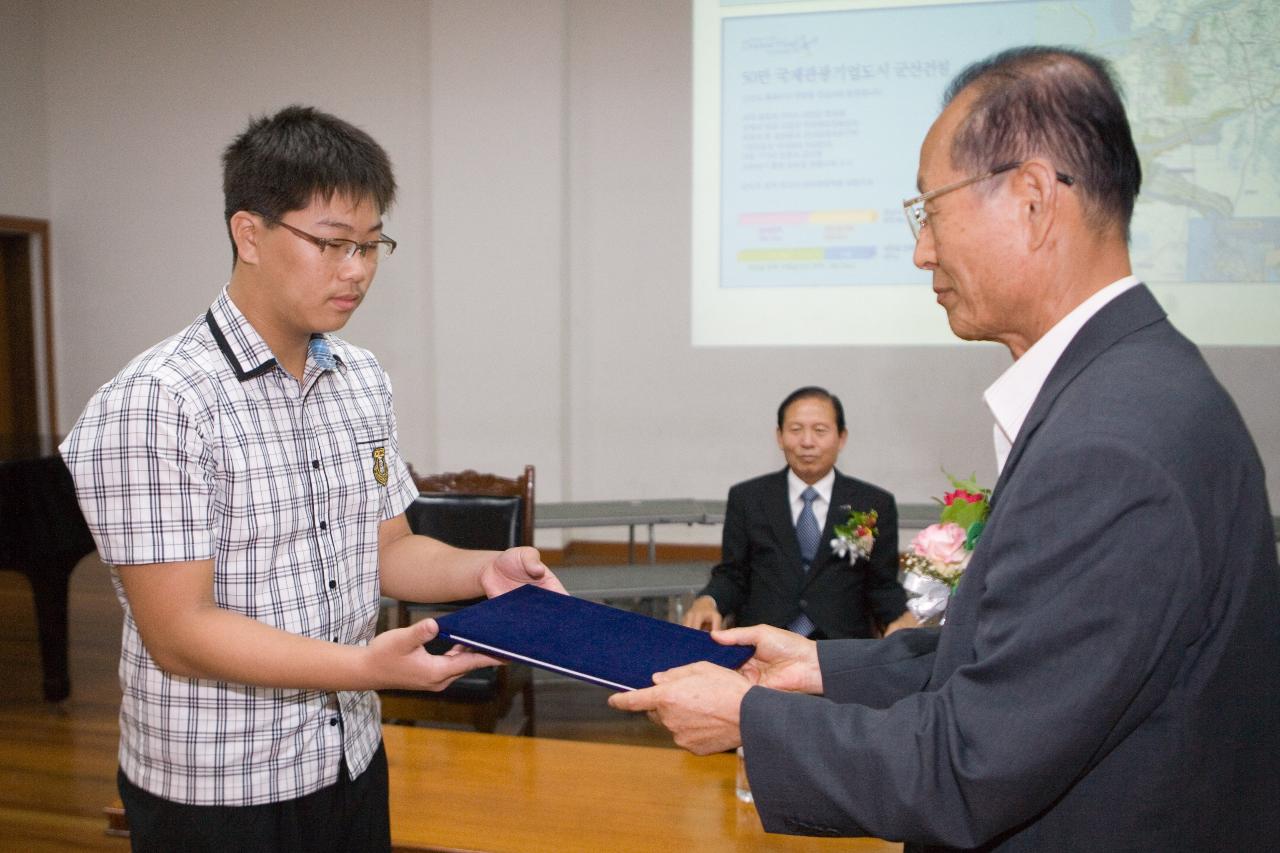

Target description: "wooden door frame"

left=0, top=215, right=57, bottom=435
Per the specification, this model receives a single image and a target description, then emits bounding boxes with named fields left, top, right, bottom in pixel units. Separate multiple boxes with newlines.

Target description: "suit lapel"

left=764, top=468, right=803, bottom=570
left=989, top=285, right=1166, bottom=509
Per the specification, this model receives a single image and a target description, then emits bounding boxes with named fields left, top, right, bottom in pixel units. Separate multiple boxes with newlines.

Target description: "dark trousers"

left=117, top=742, right=391, bottom=853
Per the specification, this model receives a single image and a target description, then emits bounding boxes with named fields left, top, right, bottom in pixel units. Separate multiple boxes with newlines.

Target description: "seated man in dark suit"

left=683, top=387, right=916, bottom=639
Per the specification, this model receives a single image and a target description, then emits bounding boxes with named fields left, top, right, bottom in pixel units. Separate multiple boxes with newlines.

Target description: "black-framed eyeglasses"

left=258, top=213, right=397, bottom=262
left=902, top=161, right=1075, bottom=240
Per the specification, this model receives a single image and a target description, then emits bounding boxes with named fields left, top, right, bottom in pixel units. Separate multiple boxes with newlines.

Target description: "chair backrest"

left=385, top=465, right=540, bottom=735
left=407, top=465, right=535, bottom=548
left=406, top=494, right=521, bottom=551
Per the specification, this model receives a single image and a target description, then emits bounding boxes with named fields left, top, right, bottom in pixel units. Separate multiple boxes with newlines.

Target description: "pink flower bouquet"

left=899, top=473, right=990, bottom=622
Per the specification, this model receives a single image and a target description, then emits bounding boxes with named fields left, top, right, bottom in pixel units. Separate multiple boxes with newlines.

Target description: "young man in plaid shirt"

left=61, top=105, right=563, bottom=852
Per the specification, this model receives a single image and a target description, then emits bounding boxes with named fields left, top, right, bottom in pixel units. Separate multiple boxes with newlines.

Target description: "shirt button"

left=319, top=521, right=328, bottom=530
left=312, top=459, right=320, bottom=469
left=799, top=598, right=808, bottom=608
left=332, top=636, right=339, bottom=643
left=329, top=717, right=339, bottom=727
left=328, top=579, right=337, bottom=590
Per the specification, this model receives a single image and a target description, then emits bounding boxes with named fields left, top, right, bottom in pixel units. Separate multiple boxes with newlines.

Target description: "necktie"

left=788, top=487, right=820, bottom=637
left=796, top=487, right=820, bottom=565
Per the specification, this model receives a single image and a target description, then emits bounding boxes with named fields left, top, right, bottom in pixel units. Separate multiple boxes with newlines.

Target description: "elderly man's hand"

left=883, top=611, right=920, bottom=636
left=682, top=595, right=723, bottom=631
left=714, top=624, right=823, bottom=694
left=608, top=661, right=750, bottom=754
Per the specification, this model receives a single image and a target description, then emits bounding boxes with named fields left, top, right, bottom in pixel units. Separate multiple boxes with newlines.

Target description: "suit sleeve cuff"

left=817, top=630, right=939, bottom=707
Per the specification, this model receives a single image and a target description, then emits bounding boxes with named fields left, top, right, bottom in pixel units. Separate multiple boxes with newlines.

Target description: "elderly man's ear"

left=1014, top=158, right=1066, bottom=251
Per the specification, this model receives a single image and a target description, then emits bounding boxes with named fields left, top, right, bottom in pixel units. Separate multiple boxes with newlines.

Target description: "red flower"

left=943, top=489, right=984, bottom=506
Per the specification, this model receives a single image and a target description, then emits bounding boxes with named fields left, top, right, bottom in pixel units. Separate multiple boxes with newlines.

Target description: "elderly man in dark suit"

left=613, top=46, right=1279, bottom=852
left=683, top=386, right=915, bottom=639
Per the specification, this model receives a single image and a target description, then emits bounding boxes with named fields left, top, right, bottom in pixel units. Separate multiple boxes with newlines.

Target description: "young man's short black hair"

left=221, top=104, right=397, bottom=262
left=777, top=386, right=846, bottom=434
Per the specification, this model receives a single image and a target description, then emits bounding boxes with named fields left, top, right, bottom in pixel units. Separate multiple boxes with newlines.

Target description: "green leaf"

left=943, top=469, right=984, bottom=494
left=941, top=497, right=985, bottom=530
left=965, top=520, right=985, bottom=550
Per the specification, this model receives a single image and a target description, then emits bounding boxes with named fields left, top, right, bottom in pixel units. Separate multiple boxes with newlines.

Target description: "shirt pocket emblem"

left=371, top=447, right=389, bottom=487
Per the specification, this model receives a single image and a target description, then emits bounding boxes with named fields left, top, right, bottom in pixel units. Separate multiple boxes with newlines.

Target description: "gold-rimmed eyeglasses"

left=902, top=161, right=1075, bottom=240
left=259, top=214, right=397, bottom=263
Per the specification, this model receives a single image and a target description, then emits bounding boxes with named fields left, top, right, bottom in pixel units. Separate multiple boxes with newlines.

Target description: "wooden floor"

left=0, top=555, right=677, bottom=851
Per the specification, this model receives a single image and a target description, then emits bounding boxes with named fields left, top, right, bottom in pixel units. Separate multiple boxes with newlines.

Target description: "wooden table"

left=384, top=725, right=901, bottom=852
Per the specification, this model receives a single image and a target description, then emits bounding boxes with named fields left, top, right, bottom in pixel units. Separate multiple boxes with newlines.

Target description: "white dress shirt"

left=787, top=467, right=836, bottom=531
left=984, top=275, right=1141, bottom=472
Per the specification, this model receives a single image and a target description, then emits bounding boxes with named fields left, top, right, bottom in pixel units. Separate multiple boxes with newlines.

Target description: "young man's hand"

left=365, top=617, right=504, bottom=691
left=480, top=546, right=566, bottom=596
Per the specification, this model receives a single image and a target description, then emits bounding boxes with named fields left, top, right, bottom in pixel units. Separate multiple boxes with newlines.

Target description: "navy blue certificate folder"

left=433, top=584, right=755, bottom=691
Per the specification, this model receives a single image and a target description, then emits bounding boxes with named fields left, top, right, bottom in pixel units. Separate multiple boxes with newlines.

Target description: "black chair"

left=380, top=466, right=537, bottom=735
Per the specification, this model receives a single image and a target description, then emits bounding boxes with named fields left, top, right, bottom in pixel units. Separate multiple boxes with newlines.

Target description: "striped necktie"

left=787, top=487, right=820, bottom=637
left=795, top=487, right=820, bottom=564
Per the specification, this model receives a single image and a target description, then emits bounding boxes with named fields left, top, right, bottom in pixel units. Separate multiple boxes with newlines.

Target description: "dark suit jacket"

left=740, top=286, right=1280, bottom=851
left=699, top=468, right=905, bottom=639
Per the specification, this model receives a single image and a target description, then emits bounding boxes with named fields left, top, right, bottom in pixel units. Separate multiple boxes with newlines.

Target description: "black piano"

left=0, top=435, right=97, bottom=701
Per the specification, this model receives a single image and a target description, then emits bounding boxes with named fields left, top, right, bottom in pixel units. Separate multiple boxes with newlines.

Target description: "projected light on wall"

left=691, top=0, right=1280, bottom=346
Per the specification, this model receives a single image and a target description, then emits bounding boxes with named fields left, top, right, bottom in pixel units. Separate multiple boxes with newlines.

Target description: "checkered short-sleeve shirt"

left=60, top=287, right=419, bottom=806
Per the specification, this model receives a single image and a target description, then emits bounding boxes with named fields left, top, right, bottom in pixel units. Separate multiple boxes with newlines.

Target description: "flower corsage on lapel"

left=898, top=472, right=991, bottom=623
left=830, top=506, right=878, bottom=563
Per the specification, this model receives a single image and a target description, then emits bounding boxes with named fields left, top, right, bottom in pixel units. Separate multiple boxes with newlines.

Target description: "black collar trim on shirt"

left=205, top=310, right=277, bottom=382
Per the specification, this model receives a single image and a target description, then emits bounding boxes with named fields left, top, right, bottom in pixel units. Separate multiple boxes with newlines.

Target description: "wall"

left=0, top=0, right=50, bottom=218
left=40, top=0, right=437, bottom=470
left=563, top=1, right=1011, bottom=536
left=12, top=0, right=1280, bottom=550
left=426, top=0, right=566, bottom=498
